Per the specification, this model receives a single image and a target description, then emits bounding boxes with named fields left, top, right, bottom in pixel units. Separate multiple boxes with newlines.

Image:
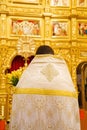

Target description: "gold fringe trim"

left=13, top=88, right=78, bottom=98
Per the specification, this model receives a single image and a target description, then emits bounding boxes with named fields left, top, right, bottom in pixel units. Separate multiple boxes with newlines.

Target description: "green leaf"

left=11, top=76, right=19, bottom=86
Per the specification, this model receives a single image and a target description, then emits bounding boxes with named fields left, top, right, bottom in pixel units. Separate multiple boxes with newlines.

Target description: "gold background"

left=0, top=0, right=87, bottom=121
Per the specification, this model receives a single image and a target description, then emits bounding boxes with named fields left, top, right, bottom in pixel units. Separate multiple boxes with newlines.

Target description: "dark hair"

left=36, top=45, right=54, bottom=55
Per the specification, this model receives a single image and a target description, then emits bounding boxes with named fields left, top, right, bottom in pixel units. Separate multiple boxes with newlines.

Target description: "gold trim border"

left=13, top=88, right=78, bottom=98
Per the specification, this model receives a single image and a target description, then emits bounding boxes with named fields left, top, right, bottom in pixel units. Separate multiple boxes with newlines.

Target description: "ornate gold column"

left=70, top=1, right=78, bottom=90
left=44, top=9, right=51, bottom=45
left=0, top=1, right=8, bottom=120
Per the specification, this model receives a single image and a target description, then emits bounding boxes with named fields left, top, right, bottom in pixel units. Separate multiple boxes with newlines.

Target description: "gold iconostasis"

left=0, top=0, right=87, bottom=121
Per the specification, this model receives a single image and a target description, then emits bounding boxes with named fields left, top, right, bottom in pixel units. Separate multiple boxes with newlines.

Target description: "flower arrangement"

left=6, top=67, right=25, bottom=86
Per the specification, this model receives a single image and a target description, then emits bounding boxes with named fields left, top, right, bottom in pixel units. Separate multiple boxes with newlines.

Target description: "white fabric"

left=9, top=55, right=81, bottom=130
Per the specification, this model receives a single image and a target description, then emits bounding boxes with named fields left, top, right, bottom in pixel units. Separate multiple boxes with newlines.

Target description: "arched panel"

left=10, top=55, right=24, bottom=72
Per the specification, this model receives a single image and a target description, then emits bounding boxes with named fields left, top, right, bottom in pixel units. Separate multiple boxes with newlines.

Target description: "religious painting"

left=77, top=0, right=85, bottom=7
left=52, top=20, right=69, bottom=38
left=78, top=21, right=87, bottom=37
left=10, top=19, right=40, bottom=36
left=9, top=0, right=39, bottom=4
left=50, top=0, right=69, bottom=6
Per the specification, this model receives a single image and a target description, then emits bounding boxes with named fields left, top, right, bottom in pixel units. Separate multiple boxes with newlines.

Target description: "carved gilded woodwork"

left=0, top=0, right=87, bottom=121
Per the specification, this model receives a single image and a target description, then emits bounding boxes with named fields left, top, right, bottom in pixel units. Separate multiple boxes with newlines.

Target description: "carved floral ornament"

left=17, top=35, right=35, bottom=58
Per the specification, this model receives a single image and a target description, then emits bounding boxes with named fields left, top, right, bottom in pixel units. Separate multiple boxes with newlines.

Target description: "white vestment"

left=9, top=55, right=81, bottom=130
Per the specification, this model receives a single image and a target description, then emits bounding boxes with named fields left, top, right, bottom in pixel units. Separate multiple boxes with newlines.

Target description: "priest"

left=9, top=45, right=81, bottom=130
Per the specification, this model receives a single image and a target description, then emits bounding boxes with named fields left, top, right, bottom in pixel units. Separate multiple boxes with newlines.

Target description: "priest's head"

left=36, top=45, right=54, bottom=55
